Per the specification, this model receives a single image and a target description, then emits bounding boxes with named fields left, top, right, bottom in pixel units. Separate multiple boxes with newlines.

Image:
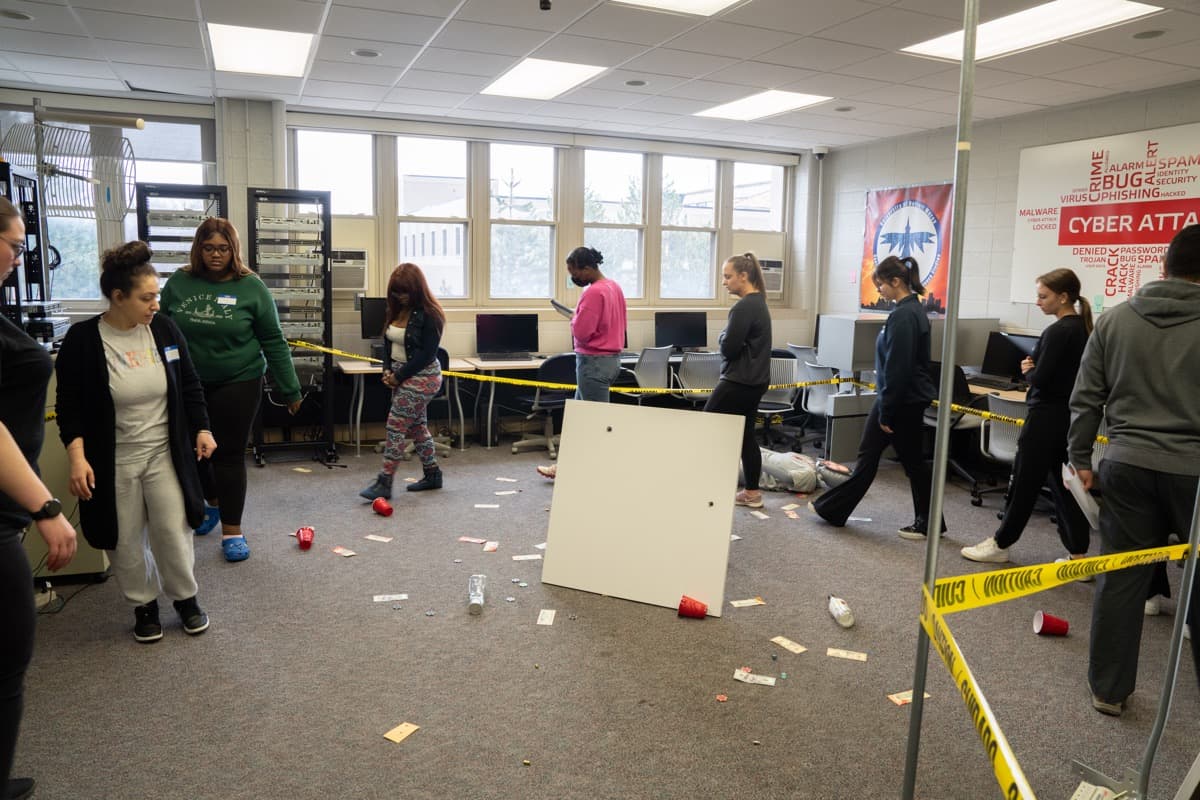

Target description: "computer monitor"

left=475, top=313, right=539, bottom=357
left=360, top=297, right=388, bottom=339
left=980, top=331, right=1036, bottom=380
left=654, top=311, right=707, bottom=351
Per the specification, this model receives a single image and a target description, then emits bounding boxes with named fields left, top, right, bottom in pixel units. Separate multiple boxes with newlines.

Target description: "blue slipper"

left=195, top=504, right=220, bottom=536
left=221, top=536, right=250, bottom=562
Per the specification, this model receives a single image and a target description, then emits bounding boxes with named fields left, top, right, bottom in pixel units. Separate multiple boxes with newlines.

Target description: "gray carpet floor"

left=17, top=439, right=1200, bottom=800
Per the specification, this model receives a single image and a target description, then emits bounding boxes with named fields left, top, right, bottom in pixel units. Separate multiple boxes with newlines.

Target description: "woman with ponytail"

left=810, top=255, right=942, bottom=537
left=961, top=268, right=1094, bottom=564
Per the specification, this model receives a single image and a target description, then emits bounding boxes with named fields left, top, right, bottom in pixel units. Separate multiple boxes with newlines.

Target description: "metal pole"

left=900, top=0, right=978, bottom=797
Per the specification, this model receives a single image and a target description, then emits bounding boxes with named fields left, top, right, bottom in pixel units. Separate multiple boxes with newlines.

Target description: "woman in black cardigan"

left=55, top=242, right=215, bottom=643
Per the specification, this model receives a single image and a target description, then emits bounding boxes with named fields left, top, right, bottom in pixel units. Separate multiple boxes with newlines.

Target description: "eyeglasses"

left=201, top=245, right=231, bottom=255
left=1, top=237, right=26, bottom=258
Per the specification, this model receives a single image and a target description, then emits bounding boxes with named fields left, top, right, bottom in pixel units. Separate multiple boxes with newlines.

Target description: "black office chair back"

left=929, top=361, right=973, bottom=406
left=539, top=353, right=577, bottom=386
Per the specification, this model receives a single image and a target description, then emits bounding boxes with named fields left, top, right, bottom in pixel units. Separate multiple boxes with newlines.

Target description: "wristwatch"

left=30, top=498, right=62, bottom=520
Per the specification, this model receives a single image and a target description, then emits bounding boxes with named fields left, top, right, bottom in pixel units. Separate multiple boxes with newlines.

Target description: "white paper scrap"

left=373, top=594, right=409, bottom=602
left=537, top=609, right=556, bottom=626
left=827, top=647, right=868, bottom=662
left=730, top=534, right=742, bottom=541
left=474, top=504, right=500, bottom=509
left=770, top=635, right=807, bottom=654
left=533, top=542, right=547, bottom=550
left=512, top=554, right=543, bottom=561
left=729, top=596, right=766, bottom=608
left=749, top=510, right=769, bottom=520
left=781, top=503, right=799, bottom=511
left=496, top=477, right=518, bottom=482
left=733, top=669, right=777, bottom=687
left=364, top=534, right=393, bottom=543
left=494, top=490, right=519, bottom=496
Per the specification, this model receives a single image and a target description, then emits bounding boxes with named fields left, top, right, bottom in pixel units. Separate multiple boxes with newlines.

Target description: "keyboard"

left=476, top=352, right=531, bottom=362
left=970, top=375, right=1024, bottom=391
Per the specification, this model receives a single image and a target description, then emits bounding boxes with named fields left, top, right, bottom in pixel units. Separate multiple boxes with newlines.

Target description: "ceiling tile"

left=315, top=37, right=422, bottom=68
left=1104, top=67, right=1200, bottom=93
left=532, top=33, right=646, bottom=67
left=555, top=87, right=641, bottom=108
left=666, top=21, right=800, bottom=59
left=334, top=0, right=459, bottom=15
left=621, top=48, right=737, bottom=79
left=971, top=97, right=1046, bottom=118
left=442, top=107, right=529, bottom=121
left=566, top=3, right=700, bottom=47
left=599, top=108, right=685, bottom=126
left=457, top=0, right=598, bottom=32
left=324, top=7, right=444, bottom=44
left=109, top=63, right=212, bottom=94
left=722, top=0, right=883, bottom=37
left=456, top=94, right=545, bottom=113
left=655, top=116, right=735, bottom=133
left=4, top=53, right=116, bottom=78
left=91, top=39, right=209, bottom=69
left=0, top=29, right=100, bottom=58
left=301, top=79, right=391, bottom=102
left=705, top=60, right=817, bottom=89
left=383, top=86, right=469, bottom=107
left=908, top=65, right=1025, bottom=92
left=393, top=68, right=491, bottom=93
left=1062, top=9, right=1200, bottom=55
left=985, top=43, right=1115, bottom=76
left=890, top=0, right=1043, bottom=22
left=74, top=0, right=198, bottom=19
left=661, top=79, right=760, bottom=104
left=847, top=83, right=959, bottom=108
left=215, top=73, right=302, bottom=93
left=74, top=8, right=202, bottom=47
left=627, top=95, right=710, bottom=115
left=375, top=101, right=454, bottom=116
left=0, top=2, right=88, bottom=34
left=200, top=0, right=324, bottom=30
left=585, top=69, right=686, bottom=95
left=839, top=52, right=950, bottom=83
left=24, top=72, right=128, bottom=91
left=432, top=20, right=549, bottom=56
left=1052, top=55, right=1200, bottom=88
left=819, top=7, right=960, bottom=50
left=412, top=47, right=517, bottom=77
left=308, top=59, right=402, bottom=86
left=759, top=37, right=883, bottom=71
left=1138, top=40, right=1200, bottom=69
left=295, top=97, right=380, bottom=111
left=529, top=100, right=608, bottom=119
left=779, top=72, right=889, bottom=98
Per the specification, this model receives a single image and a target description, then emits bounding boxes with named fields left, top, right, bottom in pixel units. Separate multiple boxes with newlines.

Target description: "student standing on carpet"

left=704, top=253, right=772, bottom=509
left=961, top=268, right=1093, bottom=564
left=360, top=262, right=446, bottom=501
left=160, top=218, right=301, bottom=563
left=0, top=196, right=77, bottom=800
left=809, top=255, right=941, bottom=538
left=56, top=241, right=215, bottom=643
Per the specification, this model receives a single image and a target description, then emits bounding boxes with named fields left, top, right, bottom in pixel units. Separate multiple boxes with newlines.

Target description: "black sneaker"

left=6, top=777, right=35, bottom=800
left=898, top=520, right=949, bottom=541
left=173, top=596, right=210, bottom=635
left=134, top=600, right=163, bottom=643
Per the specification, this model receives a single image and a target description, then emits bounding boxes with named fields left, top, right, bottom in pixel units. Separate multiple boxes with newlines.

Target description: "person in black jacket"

left=810, top=255, right=942, bottom=538
left=962, top=268, right=1093, bottom=564
left=705, top=253, right=772, bottom=509
left=55, top=242, right=215, bottom=644
left=360, top=263, right=446, bottom=501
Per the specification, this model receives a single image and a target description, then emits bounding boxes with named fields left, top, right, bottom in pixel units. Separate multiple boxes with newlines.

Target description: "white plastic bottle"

left=828, top=594, right=854, bottom=628
left=468, top=574, right=487, bottom=615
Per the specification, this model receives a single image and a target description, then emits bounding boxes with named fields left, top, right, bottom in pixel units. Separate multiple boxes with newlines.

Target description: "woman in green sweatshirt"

left=160, top=218, right=301, bottom=563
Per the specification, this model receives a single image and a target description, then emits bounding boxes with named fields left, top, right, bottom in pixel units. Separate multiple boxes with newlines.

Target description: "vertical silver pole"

left=900, top=0, right=978, bottom=797
left=30, top=98, right=52, bottom=302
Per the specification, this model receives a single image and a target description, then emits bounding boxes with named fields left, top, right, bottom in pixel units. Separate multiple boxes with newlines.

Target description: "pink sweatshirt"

left=571, top=278, right=627, bottom=355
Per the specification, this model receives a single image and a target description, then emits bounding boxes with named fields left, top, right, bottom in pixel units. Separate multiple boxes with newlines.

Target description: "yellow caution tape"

left=289, top=339, right=383, bottom=363
left=921, top=586, right=1036, bottom=800
left=934, top=543, right=1192, bottom=615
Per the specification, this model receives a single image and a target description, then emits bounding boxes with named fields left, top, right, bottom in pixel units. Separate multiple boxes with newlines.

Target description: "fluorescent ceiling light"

left=612, top=0, right=742, bottom=14
left=207, top=23, right=314, bottom=77
left=903, top=0, right=1162, bottom=61
left=481, top=58, right=606, bottom=100
left=695, top=90, right=832, bottom=121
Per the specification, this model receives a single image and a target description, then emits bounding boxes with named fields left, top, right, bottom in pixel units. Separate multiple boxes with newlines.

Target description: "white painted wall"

left=818, top=80, right=1200, bottom=334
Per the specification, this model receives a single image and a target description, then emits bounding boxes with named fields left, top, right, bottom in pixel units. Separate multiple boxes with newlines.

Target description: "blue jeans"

left=575, top=354, right=620, bottom=402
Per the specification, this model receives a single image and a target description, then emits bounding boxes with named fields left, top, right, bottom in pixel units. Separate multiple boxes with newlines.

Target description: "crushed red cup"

left=372, top=497, right=394, bottom=517
left=296, top=526, right=314, bottom=550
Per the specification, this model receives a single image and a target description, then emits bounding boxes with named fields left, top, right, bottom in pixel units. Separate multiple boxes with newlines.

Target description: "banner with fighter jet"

left=860, top=182, right=953, bottom=313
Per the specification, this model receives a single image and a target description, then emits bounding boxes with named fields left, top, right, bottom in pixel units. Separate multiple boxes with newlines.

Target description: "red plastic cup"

left=295, top=526, right=314, bottom=551
left=372, top=497, right=394, bottom=517
left=1033, top=610, right=1069, bottom=636
left=678, top=595, right=708, bottom=619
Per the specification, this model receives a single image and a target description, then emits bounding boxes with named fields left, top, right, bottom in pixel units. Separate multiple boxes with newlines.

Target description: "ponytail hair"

left=1037, top=267, right=1093, bottom=334
left=725, top=252, right=766, bottom=293
left=566, top=246, right=604, bottom=270
left=99, top=241, right=157, bottom=299
left=873, top=255, right=925, bottom=296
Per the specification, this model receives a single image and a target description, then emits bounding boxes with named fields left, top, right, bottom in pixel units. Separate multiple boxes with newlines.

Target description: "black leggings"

left=0, top=528, right=35, bottom=787
left=704, top=379, right=768, bottom=491
left=200, top=378, right=262, bottom=527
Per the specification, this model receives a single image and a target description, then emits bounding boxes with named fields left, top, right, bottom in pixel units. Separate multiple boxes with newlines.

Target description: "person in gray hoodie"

left=1068, top=223, right=1200, bottom=717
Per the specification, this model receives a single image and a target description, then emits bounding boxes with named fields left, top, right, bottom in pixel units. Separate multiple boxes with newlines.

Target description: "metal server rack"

left=246, top=187, right=336, bottom=466
left=135, top=183, right=228, bottom=279
left=0, top=161, right=54, bottom=331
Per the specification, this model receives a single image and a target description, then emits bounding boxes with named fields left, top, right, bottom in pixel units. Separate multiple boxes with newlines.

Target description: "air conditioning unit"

left=330, top=248, right=367, bottom=292
left=760, top=259, right=784, bottom=300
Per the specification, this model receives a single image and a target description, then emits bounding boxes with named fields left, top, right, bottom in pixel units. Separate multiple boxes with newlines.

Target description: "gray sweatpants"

left=112, top=444, right=198, bottom=606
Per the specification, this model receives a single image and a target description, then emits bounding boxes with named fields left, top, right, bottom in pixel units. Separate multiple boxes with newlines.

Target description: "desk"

left=968, top=383, right=1028, bottom=403
left=338, top=358, right=476, bottom=457
left=463, top=356, right=546, bottom=449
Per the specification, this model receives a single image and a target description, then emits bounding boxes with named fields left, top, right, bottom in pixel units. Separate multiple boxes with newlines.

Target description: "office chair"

left=973, top=393, right=1028, bottom=507
left=618, top=345, right=672, bottom=405
left=923, top=362, right=986, bottom=496
left=403, top=348, right=453, bottom=459
left=511, top=353, right=576, bottom=458
left=797, top=361, right=839, bottom=452
left=785, top=343, right=817, bottom=367
left=757, top=356, right=800, bottom=447
left=672, top=351, right=722, bottom=408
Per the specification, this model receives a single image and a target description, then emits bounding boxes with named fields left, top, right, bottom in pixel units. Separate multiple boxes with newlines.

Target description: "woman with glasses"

left=0, top=197, right=76, bottom=800
left=160, top=218, right=301, bottom=563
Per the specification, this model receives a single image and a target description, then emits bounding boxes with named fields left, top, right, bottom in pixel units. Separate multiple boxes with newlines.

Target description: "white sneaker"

left=961, top=537, right=1010, bottom=564
left=1145, top=597, right=1162, bottom=616
left=1055, top=556, right=1094, bottom=583
left=827, top=595, right=855, bottom=628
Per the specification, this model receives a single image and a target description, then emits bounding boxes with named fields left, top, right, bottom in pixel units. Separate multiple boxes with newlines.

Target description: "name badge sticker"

left=216, top=294, right=237, bottom=306
left=163, top=345, right=180, bottom=362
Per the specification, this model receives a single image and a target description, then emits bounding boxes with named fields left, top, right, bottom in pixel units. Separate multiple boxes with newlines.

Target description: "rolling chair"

left=798, top=361, right=839, bottom=452
left=785, top=343, right=817, bottom=368
left=511, top=353, right=576, bottom=458
left=402, top=347, right=453, bottom=459
left=923, top=362, right=986, bottom=496
left=672, top=351, right=722, bottom=408
left=757, top=356, right=800, bottom=447
left=973, top=393, right=1028, bottom=508
left=618, top=345, right=672, bottom=405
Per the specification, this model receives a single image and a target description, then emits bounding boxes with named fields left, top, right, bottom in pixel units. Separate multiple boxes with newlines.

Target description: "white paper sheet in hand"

left=1062, top=463, right=1100, bottom=529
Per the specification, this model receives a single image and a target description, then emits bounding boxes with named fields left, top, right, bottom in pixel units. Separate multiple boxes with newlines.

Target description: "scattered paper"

left=770, top=635, right=807, bottom=654
left=784, top=510, right=799, bottom=519
left=887, top=690, right=931, bottom=706
left=458, top=536, right=487, bottom=544
left=292, top=467, right=312, bottom=473
left=847, top=516, right=872, bottom=523
left=749, top=510, right=769, bottom=520
left=827, top=647, right=868, bottom=662
left=730, top=534, right=742, bottom=541
left=383, top=722, right=419, bottom=744
left=403, top=477, right=418, bottom=483
left=364, top=534, right=393, bottom=543
left=533, top=542, right=547, bottom=550
left=373, top=593, right=408, bottom=602
left=512, top=554, right=542, bottom=561
left=781, top=503, right=799, bottom=511
left=733, top=668, right=776, bottom=687
left=331, top=546, right=357, bottom=558
left=1069, top=781, right=1120, bottom=800
left=730, top=597, right=766, bottom=608
left=537, top=609, right=556, bottom=626
left=474, top=503, right=500, bottom=509
left=496, top=477, right=518, bottom=483
left=483, top=541, right=499, bottom=552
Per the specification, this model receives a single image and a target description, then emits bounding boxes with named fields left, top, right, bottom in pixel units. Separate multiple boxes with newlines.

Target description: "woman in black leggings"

left=704, top=253, right=772, bottom=509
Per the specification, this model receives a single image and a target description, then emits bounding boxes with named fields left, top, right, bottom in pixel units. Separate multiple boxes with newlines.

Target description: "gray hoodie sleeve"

left=1067, top=323, right=1108, bottom=472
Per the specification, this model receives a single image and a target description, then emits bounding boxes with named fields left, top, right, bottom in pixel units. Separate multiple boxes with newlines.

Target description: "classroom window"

left=396, top=136, right=468, bottom=298
left=295, top=129, right=373, bottom=215
left=490, top=143, right=555, bottom=299
left=399, top=221, right=467, bottom=298
left=732, top=162, right=785, bottom=231
left=660, top=156, right=716, bottom=299
left=584, top=149, right=644, bottom=298
left=660, top=230, right=715, bottom=299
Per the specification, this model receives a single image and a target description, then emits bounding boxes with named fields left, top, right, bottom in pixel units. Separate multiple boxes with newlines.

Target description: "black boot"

left=359, top=472, right=393, bottom=500
left=407, top=465, right=443, bottom=492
